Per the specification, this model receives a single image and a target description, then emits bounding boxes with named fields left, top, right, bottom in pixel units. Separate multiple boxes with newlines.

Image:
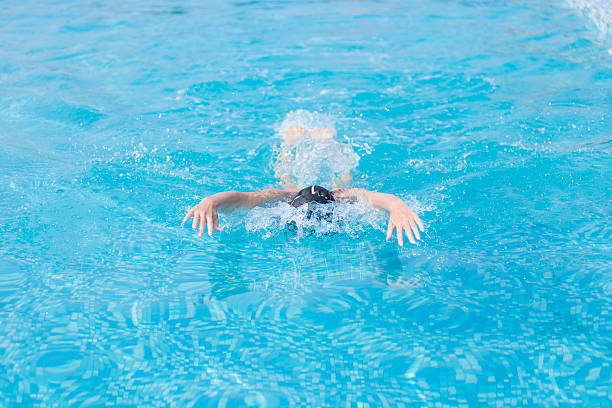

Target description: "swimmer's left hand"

left=331, top=188, right=425, bottom=246
left=386, top=199, right=425, bottom=246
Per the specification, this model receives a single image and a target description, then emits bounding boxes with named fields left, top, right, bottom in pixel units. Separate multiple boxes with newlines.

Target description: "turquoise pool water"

left=1, top=0, right=611, bottom=406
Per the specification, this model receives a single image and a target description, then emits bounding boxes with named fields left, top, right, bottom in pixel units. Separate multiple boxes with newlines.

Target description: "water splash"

left=244, top=201, right=386, bottom=239
left=567, top=0, right=612, bottom=35
left=276, top=110, right=337, bottom=136
left=272, top=110, right=360, bottom=188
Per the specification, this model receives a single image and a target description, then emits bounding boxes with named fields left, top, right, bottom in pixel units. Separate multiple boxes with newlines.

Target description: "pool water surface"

left=0, top=0, right=611, bottom=406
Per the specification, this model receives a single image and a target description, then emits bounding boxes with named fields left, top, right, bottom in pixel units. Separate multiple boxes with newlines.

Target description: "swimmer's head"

left=290, top=185, right=335, bottom=208
left=288, top=185, right=335, bottom=228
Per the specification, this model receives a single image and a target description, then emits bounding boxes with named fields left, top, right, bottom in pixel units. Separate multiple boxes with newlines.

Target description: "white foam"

left=276, top=109, right=337, bottom=136
left=567, top=0, right=612, bottom=35
left=244, top=201, right=386, bottom=239
left=273, top=110, right=360, bottom=187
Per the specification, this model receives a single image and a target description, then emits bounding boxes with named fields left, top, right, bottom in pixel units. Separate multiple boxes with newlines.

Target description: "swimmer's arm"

left=242, top=189, right=300, bottom=207
left=183, top=189, right=299, bottom=237
left=332, top=188, right=425, bottom=246
left=331, top=188, right=392, bottom=207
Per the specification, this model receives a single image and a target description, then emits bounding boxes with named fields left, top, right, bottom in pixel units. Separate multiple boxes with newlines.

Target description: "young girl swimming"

left=183, top=111, right=425, bottom=246
left=183, top=185, right=424, bottom=246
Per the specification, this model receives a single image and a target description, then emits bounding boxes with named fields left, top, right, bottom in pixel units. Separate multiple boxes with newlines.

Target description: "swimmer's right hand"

left=183, top=197, right=220, bottom=237
left=182, top=189, right=298, bottom=237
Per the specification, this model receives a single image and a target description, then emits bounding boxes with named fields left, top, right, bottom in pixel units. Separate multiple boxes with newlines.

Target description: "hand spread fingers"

left=409, top=219, right=421, bottom=240
left=397, top=226, right=404, bottom=246
left=206, top=213, right=214, bottom=236
left=198, top=215, right=206, bottom=236
left=386, top=220, right=394, bottom=241
left=183, top=208, right=194, bottom=225
left=192, top=212, right=200, bottom=230
left=404, top=224, right=416, bottom=244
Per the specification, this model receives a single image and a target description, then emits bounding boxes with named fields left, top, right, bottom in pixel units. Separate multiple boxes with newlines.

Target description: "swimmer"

left=183, top=185, right=425, bottom=246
